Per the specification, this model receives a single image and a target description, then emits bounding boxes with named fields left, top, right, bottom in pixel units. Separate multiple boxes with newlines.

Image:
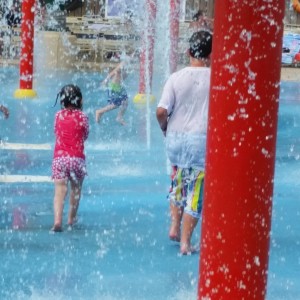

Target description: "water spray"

left=133, top=0, right=157, bottom=105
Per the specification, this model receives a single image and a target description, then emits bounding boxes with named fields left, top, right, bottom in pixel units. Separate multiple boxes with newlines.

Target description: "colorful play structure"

left=6, top=0, right=288, bottom=298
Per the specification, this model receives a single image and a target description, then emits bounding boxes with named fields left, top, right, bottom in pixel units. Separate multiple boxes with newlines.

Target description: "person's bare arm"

left=109, top=62, right=124, bottom=77
left=156, top=107, right=168, bottom=136
left=0, top=105, right=9, bottom=119
left=201, top=16, right=214, bottom=31
left=101, top=62, right=124, bottom=86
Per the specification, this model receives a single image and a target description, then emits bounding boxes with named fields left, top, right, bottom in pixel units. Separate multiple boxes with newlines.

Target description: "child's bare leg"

left=95, top=104, right=117, bottom=122
left=67, top=178, right=83, bottom=226
left=52, top=179, right=68, bottom=231
left=169, top=202, right=183, bottom=242
left=180, top=212, right=199, bottom=254
left=116, top=100, right=128, bottom=125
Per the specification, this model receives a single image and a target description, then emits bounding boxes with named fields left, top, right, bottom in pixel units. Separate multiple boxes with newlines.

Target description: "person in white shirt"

left=156, top=30, right=212, bottom=255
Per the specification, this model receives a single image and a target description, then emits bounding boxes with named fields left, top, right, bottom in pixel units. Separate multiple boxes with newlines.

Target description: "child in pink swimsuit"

left=51, top=84, right=89, bottom=232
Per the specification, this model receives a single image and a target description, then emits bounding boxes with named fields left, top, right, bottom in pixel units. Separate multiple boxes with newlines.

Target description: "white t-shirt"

left=158, top=66, right=211, bottom=169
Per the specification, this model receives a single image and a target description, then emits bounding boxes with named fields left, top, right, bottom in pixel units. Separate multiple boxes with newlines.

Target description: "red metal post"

left=169, top=0, right=180, bottom=74
left=14, top=0, right=36, bottom=98
left=20, top=0, right=35, bottom=89
left=198, top=1, right=285, bottom=299
left=134, top=0, right=157, bottom=103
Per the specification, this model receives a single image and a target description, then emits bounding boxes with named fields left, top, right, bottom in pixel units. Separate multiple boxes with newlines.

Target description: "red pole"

left=169, top=0, right=180, bottom=74
left=14, top=0, right=37, bottom=98
left=133, top=0, right=157, bottom=104
left=198, top=1, right=285, bottom=300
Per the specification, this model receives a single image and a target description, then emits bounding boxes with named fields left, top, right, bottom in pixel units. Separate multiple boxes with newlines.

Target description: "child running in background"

left=51, top=84, right=89, bottom=232
left=0, top=104, right=9, bottom=119
left=95, top=50, right=134, bottom=125
left=189, top=9, right=214, bottom=33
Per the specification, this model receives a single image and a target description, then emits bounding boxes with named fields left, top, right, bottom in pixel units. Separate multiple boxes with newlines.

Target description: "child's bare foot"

left=95, top=110, right=103, bottom=123
left=180, top=243, right=198, bottom=255
left=50, top=224, right=63, bottom=232
left=67, top=218, right=81, bottom=231
left=116, top=117, right=126, bottom=125
left=67, top=217, right=78, bottom=228
left=169, top=223, right=180, bottom=242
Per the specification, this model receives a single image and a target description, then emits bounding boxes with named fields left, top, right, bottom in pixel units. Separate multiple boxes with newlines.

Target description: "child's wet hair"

left=192, top=10, right=204, bottom=21
left=54, top=84, right=83, bottom=110
left=189, top=31, right=212, bottom=59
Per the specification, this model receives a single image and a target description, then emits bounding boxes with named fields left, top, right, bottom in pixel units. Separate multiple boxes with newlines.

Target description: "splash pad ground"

left=0, top=66, right=300, bottom=299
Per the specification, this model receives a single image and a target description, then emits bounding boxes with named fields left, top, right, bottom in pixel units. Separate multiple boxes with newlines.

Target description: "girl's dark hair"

left=189, top=30, right=212, bottom=59
left=54, top=84, right=83, bottom=110
left=192, top=10, right=203, bottom=21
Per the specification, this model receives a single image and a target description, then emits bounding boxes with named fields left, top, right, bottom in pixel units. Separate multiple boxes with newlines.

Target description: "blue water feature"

left=0, top=66, right=300, bottom=299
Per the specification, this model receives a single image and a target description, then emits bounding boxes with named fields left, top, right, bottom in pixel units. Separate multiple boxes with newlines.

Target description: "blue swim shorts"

left=107, top=86, right=128, bottom=107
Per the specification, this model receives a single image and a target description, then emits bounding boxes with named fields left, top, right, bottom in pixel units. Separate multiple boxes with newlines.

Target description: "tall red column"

left=198, top=1, right=285, bottom=300
left=169, top=0, right=180, bottom=74
left=133, top=0, right=157, bottom=104
left=14, top=0, right=37, bottom=98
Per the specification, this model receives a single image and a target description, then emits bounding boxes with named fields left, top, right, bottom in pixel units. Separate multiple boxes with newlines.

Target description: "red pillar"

left=14, top=0, right=37, bottom=98
left=198, top=1, right=285, bottom=299
left=133, top=0, right=157, bottom=104
left=169, top=0, right=180, bottom=74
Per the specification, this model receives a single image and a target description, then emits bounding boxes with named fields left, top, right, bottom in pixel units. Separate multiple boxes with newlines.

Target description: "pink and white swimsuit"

left=52, top=109, right=89, bottom=181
